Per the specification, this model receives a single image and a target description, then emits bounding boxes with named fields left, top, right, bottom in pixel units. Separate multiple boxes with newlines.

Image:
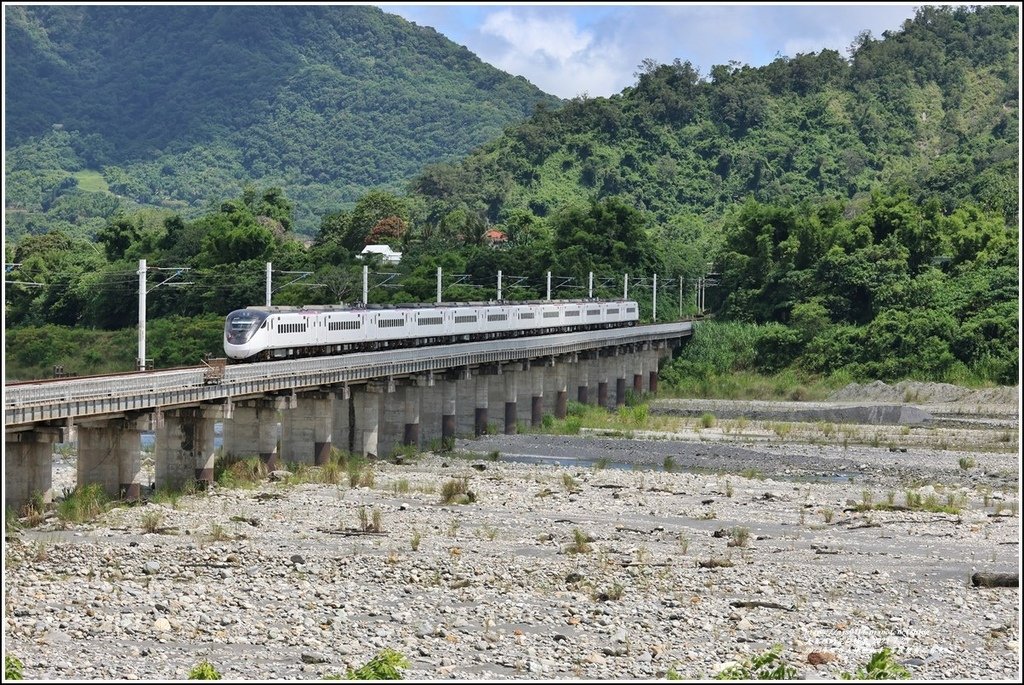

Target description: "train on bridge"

left=224, top=299, right=639, bottom=362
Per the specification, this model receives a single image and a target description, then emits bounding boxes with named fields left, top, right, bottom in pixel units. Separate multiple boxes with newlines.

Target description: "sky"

left=376, top=2, right=931, bottom=99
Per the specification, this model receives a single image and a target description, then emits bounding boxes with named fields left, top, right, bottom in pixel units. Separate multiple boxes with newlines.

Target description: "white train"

left=224, top=299, right=639, bottom=361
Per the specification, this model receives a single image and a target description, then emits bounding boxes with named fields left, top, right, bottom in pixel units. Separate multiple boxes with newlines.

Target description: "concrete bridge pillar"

left=223, top=398, right=280, bottom=469
left=403, top=382, right=422, bottom=449
left=456, top=372, right=476, bottom=438
left=530, top=364, right=546, bottom=427
left=649, top=347, right=662, bottom=394
left=475, top=372, right=491, bottom=436
left=441, top=372, right=461, bottom=443
left=555, top=363, right=569, bottom=419
left=332, top=386, right=353, bottom=456
left=78, top=415, right=148, bottom=500
left=576, top=357, right=590, bottom=405
left=596, top=354, right=610, bottom=409
left=281, top=392, right=333, bottom=466
left=5, top=428, right=61, bottom=511
left=417, top=373, right=443, bottom=449
left=353, top=381, right=385, bottom=458
left=633, top=349, right=645, bottom=395
left=614, top=352, right=628, bottom=408
left=503, top=366, right=519, bottom=435
left=156, top=406, right=218, bottom=491
left=379, top=379, right=406, bottom=458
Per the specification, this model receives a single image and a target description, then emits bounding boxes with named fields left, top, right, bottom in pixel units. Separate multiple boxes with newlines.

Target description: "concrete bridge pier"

left=503, top=365, right=519, bottom=435
left=649, top=345, right=664, bottom=394
left=281, top=391, right=333, bottom=466
left=77, top=415, right=149, bottom=500
left=441, top=370, right=464, bottom=443
left=555, top=363, right=569, bottom=419
left=576, top=355, right=591, bottom=405
left=402, top=381, right=422, bottom=450
left=475, top=371, right=491, bottom=436
left=378, top=379, right=407, bottom=458
left=596, top=353, right=610, bottom=409
left=156, top=406, right=218, bottom=491
left=332, top=386, right=352, bottom=456
left=456, top=372, right=476, bottom=438
left=353, top=381, right=386, bottom=458
left=417, top=373, right=442, bottom=449
left=530, top=362, right=546, bottom=427
left=633, top=347, right=646, bottom=395
left=5, top=428, right=62, bottom=511
left=614, top=351, right=628, bottom=408
left=223, top=398, right=280, bottom=469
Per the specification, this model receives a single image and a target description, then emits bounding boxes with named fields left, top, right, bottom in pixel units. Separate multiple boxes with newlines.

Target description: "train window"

left=454, top=315, right=477, bottom=324
left=607, top=309, right=619, bottom=314
left=587, top=309, right=600, bottom=315
left=329, top=321, right=361, bottom=331
left=543, top=312, right=559, bottom=318
left=566, top=311, right=580, bottom=317
left=626, top=307, right=636, bottom=313
left=487, top=314, right=507, bottom=321
left=417, top=317, right=443, bottom=326
left=519, top=313, right=534, bottom=319
left=379, top=319, right=404, bottom=328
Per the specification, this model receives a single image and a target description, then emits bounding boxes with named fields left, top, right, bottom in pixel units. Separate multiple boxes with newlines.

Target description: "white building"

left=358, top=244, right=402, bottom=264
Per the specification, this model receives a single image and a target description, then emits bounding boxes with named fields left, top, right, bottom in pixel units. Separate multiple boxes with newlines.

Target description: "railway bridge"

left=4, top=322, right=692, bottom=510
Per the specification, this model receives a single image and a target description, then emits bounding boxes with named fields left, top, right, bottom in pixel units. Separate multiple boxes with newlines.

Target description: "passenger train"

left=224, top=299, right=639, bottom=361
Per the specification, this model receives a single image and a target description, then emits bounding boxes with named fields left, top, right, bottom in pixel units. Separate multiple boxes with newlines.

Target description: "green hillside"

left=3, top=4, right=559, bottom=239
left=408, top=5, right=1017, bottom=233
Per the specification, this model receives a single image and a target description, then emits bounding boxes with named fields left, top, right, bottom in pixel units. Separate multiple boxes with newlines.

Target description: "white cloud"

left=476, top=9, right=625, bottom=98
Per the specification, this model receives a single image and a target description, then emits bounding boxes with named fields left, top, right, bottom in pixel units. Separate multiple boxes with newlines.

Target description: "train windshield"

left=225, top=310, right=268, bottom=344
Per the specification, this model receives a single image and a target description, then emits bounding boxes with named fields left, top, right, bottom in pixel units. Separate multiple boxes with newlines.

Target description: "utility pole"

left=363, top=265, right=368, bottom=305
left=436, top=267, right=442, bottom=304
left=589, top=271, right=594, bottom=299
left=546, top=271, right=551, bottom=301
left=265, top=262, right=272, bottom=307
left=623, top=273, right=629, bottom=300
left=497, top=270, right=502, bottom=301
left=652, top=273, right=657, bottom=322
left=678, top=275, right=682, bottom=318
left=138, top=259, right=147, bottom=371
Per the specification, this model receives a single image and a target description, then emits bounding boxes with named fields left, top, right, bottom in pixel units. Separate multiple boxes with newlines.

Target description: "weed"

left=446, top=519, right=460, bottom=538
left=594, top=457, right=610, bottom=470
left=567, top=528, right=592, bottom=554
left=958, top=457, right=976, bottom=471
left=678, top=534, right=690, bottom=555
left=821, top=508, right=834, bottom=524
left=840, top=647, right=911, bottom=680
left=392, top=479, right=410, bottom=495
left=714, top=644, right=795, bottom=680
left=478, top=524, right=499, bottom=541
left=440, top=477, right=475, bottom=505
left=5, top=655, right=24, bottom=680
left=188, top=660, right=221, bottom=680
left=699, top=557, right=734, bottom=569
left=740, top=468, right=762, bottom=480
left=56, top=483, right=110, bottom=524
left=345, top=648, right=409, bottom=680
left=725, top=480, right=734, bottom=498
left=562, top=473, right=580, bottom=493
left=663, top=455, right=676, bottom=473
left=410, top=530, right=422, bottom=551
left=701, top=413, right=716, bottom=429
left=152, top=488, right=181, bottom=509
left=141, top=509, right=165, bottom=533
left=727, top=527, right=750, bottom=548
left=594, top=581, right=625, bottom=601
left=207, top=524, right=232, bottom=543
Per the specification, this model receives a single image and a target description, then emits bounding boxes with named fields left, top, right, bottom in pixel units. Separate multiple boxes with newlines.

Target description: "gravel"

left=4, top=394, right=1020, bottom=681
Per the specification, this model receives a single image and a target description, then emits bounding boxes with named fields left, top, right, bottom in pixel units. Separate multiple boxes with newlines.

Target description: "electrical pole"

left=653, top=273, right=657, bottom=322
left=436, top=266, right=442, bottom=304
left=363, top=265, right=368, bottom=305
left=497, top=270, right=502, bottom=301
left=265, top=262, right=272, bottom=307
left=138, top=259, right=147, bottom=371
left=589, top=271, right=594, bottom=299
left=546, top=271, right=551, bottom=301
left=623, top=273, right=628, bottom=300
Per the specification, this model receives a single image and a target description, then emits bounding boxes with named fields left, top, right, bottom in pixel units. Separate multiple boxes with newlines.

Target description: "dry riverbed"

left=3, top=384, right=1020, bottom=681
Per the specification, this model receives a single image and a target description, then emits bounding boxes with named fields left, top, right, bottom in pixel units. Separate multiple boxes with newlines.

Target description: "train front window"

left=225, top=310, right=268, bottom=344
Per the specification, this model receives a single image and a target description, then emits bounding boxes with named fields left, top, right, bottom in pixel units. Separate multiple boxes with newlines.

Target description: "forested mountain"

left=4, top=5, right=1019, bottom=387
left=409, top=5, right=1018, bottom=234
left=4, top=4, right=559, bottom=239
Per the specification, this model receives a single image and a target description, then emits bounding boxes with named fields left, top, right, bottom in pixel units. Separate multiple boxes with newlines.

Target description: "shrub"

left=701, top=412, right=716, bottom=428
left=6, top=654, right=24, bottom=680
left=440, top=477, right=474, bottom=505
left=56, top=483, right=110, bottom=523
left=188, top=660, right=222, bottom=680
left=567, top=528, right=592, bottom=554
left=714, top=644, right=796, bottom=680
left=346, top=648, right=409, bottom=680
left=840, top=647, right=911, bottom=680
